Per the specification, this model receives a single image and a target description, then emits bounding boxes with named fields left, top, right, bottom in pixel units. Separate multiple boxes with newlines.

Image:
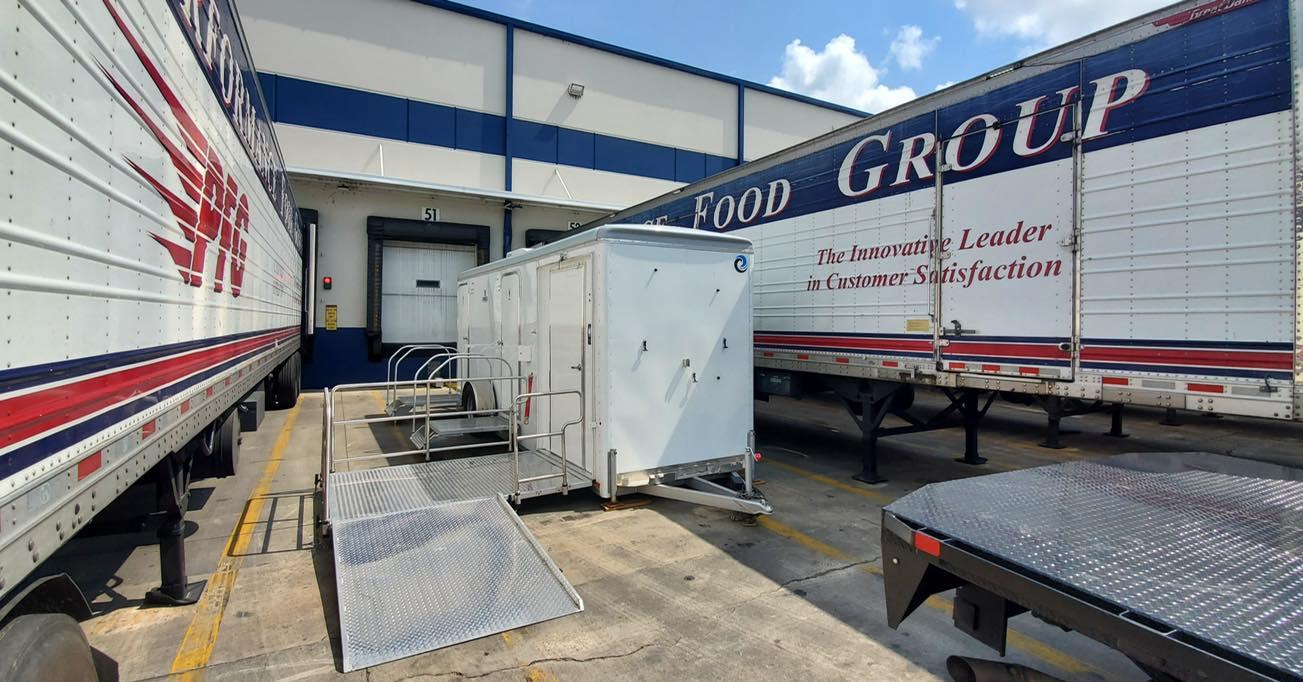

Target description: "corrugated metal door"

left=381, top=241, right=477, bottom=344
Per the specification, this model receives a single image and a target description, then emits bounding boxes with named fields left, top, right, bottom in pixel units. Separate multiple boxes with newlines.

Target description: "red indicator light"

left=322, top=276, right=333, bottom=290
left=914, top=531, right=942, bottom=557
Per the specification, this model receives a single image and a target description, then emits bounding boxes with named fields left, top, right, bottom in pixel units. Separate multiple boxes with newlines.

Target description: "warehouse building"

left=238, top=0, right=864, bottom=387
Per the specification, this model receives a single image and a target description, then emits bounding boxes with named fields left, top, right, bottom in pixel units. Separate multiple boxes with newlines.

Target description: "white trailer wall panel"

left=1, top=0, right=302, bottom=593
left=591, top=0, right=1301, bottom=421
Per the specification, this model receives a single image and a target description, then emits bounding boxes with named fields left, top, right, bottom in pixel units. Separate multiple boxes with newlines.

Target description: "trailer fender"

left=0, top=574, right=92, bottom=628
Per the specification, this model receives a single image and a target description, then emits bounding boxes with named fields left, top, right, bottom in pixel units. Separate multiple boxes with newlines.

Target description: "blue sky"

left=456, top=0, right=1173, bottom=113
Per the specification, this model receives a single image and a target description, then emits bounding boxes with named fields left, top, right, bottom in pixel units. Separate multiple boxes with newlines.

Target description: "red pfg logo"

left=99, top=0, right=248, bottom=296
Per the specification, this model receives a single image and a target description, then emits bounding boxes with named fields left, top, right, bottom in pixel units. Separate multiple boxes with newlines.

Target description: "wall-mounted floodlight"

left=567, top=82, right=585, bottom=98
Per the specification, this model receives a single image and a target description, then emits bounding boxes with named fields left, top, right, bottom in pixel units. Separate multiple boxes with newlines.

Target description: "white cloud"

left=768, top=34, right=917, bottom=113
left=888, top=25, right=939, bottom=71
left=955, top=0, right=1171, bottom=51
left=934, top=80, right=956, bottom=91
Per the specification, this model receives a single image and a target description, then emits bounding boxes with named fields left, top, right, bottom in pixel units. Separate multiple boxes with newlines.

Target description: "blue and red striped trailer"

left=0, top=0, right=306, bottom=669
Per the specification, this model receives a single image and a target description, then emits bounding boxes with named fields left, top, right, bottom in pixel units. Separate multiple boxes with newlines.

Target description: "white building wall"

left=513, top=31, right=738, bottom=157
left=239, top=0, right=506, bottom=113
left=512, top=158, right=682, bottom=208
left=298, top=181, right=503, bottom=328
left=298, top=179, right=605, bottom=329
left=744, top=88, right=861, bottom=161
left=275, top=124, right=506, bottom=189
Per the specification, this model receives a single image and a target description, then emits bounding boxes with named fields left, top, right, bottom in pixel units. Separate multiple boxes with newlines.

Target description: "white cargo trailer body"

left=588, top=0, right=1302, bottom=422
left=457, top=225, right=756, bottom=492
left=0, top=0, right=304, bottom=631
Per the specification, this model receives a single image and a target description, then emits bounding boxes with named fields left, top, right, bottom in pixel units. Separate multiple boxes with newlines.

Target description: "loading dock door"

left=381, top=241, right=477, bottom=344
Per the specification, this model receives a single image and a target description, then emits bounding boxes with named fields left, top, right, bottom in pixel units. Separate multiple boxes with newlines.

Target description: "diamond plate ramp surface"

left=886, top=452, right=1303, bottom=678
left=331, top=495, right=583, bottom=671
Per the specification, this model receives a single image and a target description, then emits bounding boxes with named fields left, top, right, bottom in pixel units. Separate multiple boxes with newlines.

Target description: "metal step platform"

left=331, top=450, right=592, bottom=507
left=882, top=452, right=1303, bottom=681
left=386, top=392, right=459, bottom=416
left=328, top=482, right=584, bottom=671
left=409, top=414, right=510, bottom=449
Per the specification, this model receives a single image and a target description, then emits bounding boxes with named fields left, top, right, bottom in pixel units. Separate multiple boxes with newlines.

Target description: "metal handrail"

left=320, top=375, right=526, bottom=525
left=511, top=386, right=584, bottom=502
left=408, top=353, right=517, bottom=424
left=416, top=353, right=520, bottom=444
left=384, top=344, right=455, bottom=407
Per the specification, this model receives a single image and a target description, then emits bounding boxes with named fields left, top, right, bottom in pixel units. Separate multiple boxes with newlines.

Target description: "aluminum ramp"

left=327, top=461, right=586, bottom=671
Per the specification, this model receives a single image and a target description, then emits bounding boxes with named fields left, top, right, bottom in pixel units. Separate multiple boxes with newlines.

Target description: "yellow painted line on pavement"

left=763, top=458, right=896, bottom=505
left=756, top=515, right=1098, bottom=678
left=170, top=400, right=302, bottom=679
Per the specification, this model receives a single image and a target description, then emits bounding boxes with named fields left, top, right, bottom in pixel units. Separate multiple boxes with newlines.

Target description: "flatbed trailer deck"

left=882, top=452, right=1303, bottom=681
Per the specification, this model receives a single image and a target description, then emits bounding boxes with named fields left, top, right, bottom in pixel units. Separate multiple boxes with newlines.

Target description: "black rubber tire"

left=459, top=384, right=476, bottom=413
left=0, top=613, right=97, bottom=682
left=211, top=411, right=239, bottom=478
left=266, top=353, right=300, bottom=410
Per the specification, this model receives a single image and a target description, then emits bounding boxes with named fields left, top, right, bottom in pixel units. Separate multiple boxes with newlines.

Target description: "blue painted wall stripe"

left=557, top=128, right=595, bottom=168
left=261, top=72, right=736, bottom=183
left=274, top=75, right=409, bottom=141
left=408, top=100, right=456, bottom=147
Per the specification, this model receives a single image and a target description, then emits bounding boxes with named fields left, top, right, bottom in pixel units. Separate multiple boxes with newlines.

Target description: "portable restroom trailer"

left=456, top=225, right=768, bottom=511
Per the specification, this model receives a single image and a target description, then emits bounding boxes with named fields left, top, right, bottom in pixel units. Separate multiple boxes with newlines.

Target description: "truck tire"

left=0, top=613, right=97, bottom=682
left=211, top=411, right=240, bottom=478
left=267, top=353, right=301, bottom=410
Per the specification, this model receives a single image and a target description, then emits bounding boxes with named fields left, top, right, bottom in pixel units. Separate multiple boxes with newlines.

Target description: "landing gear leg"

left=956, top=389, right=992, bottom=465
left=847, top=384, right=901, bottom=485
left=1040, top=397, right=1066, bottom=450
left=145, top=449, right=205, bottom=605
left=1105, top=403, right=1128, bottom=438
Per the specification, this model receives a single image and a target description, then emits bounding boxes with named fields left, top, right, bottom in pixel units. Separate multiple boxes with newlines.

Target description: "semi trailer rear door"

left=936, top=103, right=1078, bottom=381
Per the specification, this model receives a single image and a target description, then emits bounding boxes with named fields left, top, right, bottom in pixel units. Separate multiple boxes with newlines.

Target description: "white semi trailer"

left=584, top=0, right=1302, bottom=481
left=0, top=0, right=306, bottom=674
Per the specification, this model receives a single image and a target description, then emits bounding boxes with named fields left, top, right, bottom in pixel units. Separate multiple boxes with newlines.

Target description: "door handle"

left=570, top=364, right=583, bottom=371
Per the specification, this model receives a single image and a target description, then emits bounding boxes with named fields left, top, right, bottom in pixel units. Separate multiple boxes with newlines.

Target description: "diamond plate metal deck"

left=386, top=392, right=458, bottom=416
left=886, top=452, right=1303, bottom=678
left=410, top=416, right=510, bottom=448
left=330, top=494, right=583, bottom=671
left=329, top=451, right=592, bottom=520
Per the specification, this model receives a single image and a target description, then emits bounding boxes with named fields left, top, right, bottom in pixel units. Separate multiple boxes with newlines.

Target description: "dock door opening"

left=380, top=241, right=477, bottom=344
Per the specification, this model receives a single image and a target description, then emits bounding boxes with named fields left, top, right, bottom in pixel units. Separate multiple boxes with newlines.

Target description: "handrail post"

left=511, top=396, right=521, bottom=503
left=320, top=386, right=333, bottom=525
left=607, top=448, right=618, bottom=503
left=745, top=430, right=756, bottom=496
left=423, top=375, right=432, bottom=459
